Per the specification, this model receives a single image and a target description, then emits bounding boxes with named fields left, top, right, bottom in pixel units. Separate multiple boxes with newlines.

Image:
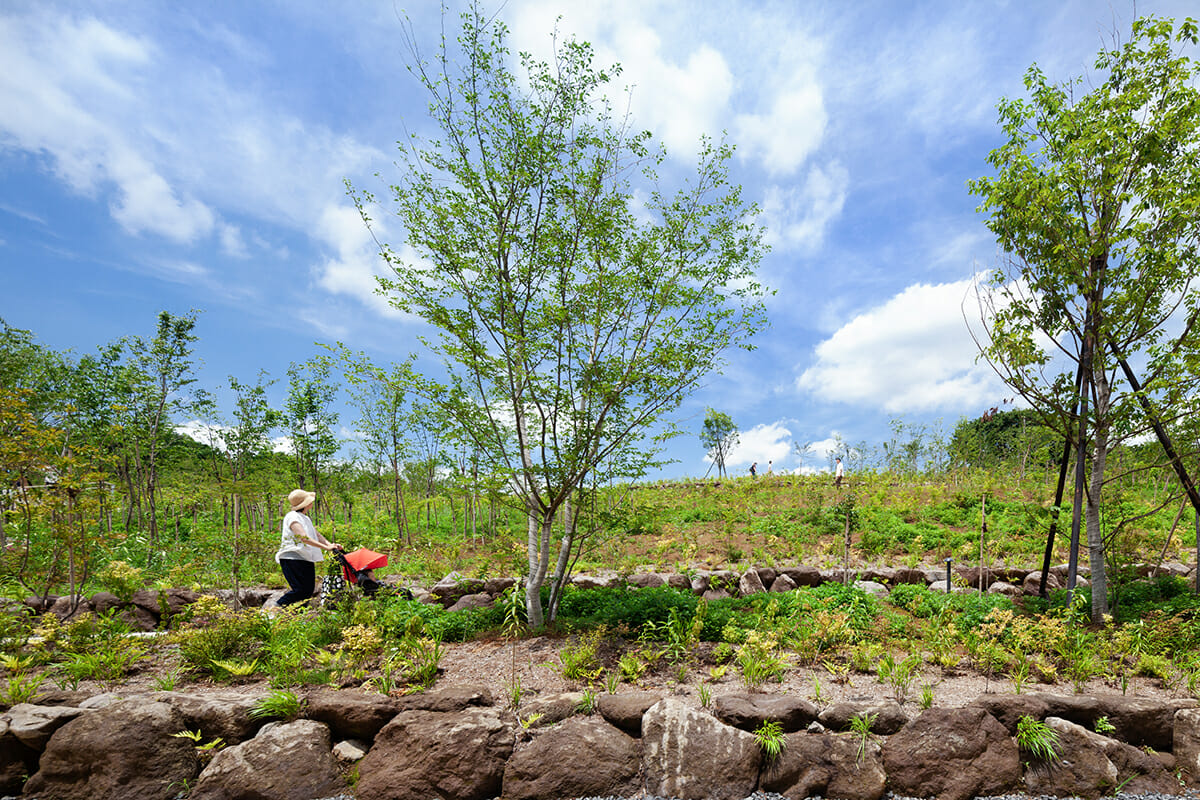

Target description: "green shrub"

left=557, top=586, right=698, bottom=635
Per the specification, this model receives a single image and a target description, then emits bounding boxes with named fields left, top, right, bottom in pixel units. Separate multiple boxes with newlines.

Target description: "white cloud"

left=796, top=277, right=1001, bottom=413
left=727, top=421, right=793, bottom=468
left=218, top=223, right=248, bottom=258
left=733, top=62, right=826, bottom=176
left=313, top=203, right=413, bottom=319
left=505, top=1, right=734, bottom=160
left=0, top=12, right=216, bottom=242
left=760, top=161, right=848, bottom=252
left=175, top=420, right=228, bottom=451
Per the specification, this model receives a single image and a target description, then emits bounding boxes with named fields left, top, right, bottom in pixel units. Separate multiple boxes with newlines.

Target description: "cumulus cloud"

left=760, top=161, right=848, bottom=252
left=727, top=421, right=793, bottom=468
left=733, top=61, right=826, bottom=176
left=505, top=0, right=735, bottom=160
left=796, top=277, right=1001, bottom=413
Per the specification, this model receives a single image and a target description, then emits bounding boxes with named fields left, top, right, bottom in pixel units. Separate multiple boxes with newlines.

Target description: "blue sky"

left=2, top=1, right=1196, bottom=479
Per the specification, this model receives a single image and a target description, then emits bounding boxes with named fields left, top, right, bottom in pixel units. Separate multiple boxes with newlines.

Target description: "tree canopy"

left=969, top=15, right=1200, bottom=621
left=351, top=6, right=768, bottom=627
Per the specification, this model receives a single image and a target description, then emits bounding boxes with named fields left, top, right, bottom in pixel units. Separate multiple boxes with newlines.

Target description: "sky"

left=2, top=0, right=1196, bottom=480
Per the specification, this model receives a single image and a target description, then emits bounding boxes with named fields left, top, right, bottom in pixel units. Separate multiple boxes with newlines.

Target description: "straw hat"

left=288, top=489, right=316, bottom=511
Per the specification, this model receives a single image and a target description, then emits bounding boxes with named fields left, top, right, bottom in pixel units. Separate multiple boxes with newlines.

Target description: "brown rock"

left=1023, top=571, right=1061, bottom=595
left=769, top=574, right=798, bottom=593
left=395, top=684, right=494, bottom=712
left=882, top=706, right=1020, bottom=800
left=520, top=691, right=584, bottom=727
left=892, top=567, right=928, bottom=585
left=738, top=569, right=766, bottom=596
left=666, top=573, right=691, bottom=590
left=448, top=592, right=495, bottom=612
left=627, top=572, right=666, bottom=588
left=1175, top=707, right=1200, bottom=785
left=818, top=699, right=908, bottom=735
left=1097, top=694, right=1197, bottom=751
left=968, top=693, right=1052, bottom=734
left=1023, top=716, right=1178, bottom=799
left=155, top=690, right=265, bottom=744
left=502, top=716, right=639, bottom=800
left=713, top=692, right=820, bottom=732
left=355, top=707, right=514, bottom=800
left=303, top=688, right=401, bottom=741
left=23, top=698, right=200, bottom=800
left=760, top=731, right=886, bottom=800
left=597, top=691, right=663, bottom=735
left=191, top=719, right=345, bottom=800
left=642, top=697, right=760, bottom=800
left=2, top=702, right=87, bottom=750
left=484, top=577, right=517, bottom=595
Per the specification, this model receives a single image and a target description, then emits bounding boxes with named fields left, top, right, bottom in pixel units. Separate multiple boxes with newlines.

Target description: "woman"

left=275, top=489, right=340, bottom=607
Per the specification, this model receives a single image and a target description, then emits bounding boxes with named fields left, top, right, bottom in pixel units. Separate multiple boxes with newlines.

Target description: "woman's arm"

left=289, top=521, right=339, bottom=551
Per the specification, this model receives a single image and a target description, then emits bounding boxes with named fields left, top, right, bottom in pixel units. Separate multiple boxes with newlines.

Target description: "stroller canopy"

left=340, top=548, right=388, bottom=584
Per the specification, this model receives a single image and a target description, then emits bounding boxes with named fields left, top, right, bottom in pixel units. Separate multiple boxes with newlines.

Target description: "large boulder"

left=881, top=706, right=1020, bottom=800
left=968, top=693, right=1053, bottom=734
left=448, top=592, right=495, bottom=612
left=190, top=719, right=345, bottom=800
left=738, top=569, right=766, bottom=597
left=818, top=700, right=908, bottom=735
left=642, top=697, right=760, bottom=800
left=431, top=571, right=486, bottom=606
left=355, top=707, right=514, bottom=800
left=303, top=688, right=401, bottom=741
left=1097, top=695, right=1197, bottom=751
left=519, top=691, right=584, bottom=727
left=627, top=572, right=666, bottom=589
left=0, top=709, right=42, bottom=796
left=760, top=732, right=886, bottom=800
left=1023, top=571, right=1062, bottom=595
left=597, top=691, right=662, bottom=735
left=1175, top=707, right=1200, bottom=785
left=1023, top=716, right=1178, bottom=799
left=769, top=574, right=798, bottom=593
left=1, top=702, right=87, bottom=751
left=713, top=692, right=820, bottom=733
left=502, top=716, right=640, bottom=800
left=394, top=684, right=494, bottom=713
left=22, top=698, right=200, bottom=800
left=155, top=690, right=266, bottom=745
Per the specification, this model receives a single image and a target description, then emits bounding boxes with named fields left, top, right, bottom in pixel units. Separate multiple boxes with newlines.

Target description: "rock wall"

left=3, top=686, right=1199, bottom=800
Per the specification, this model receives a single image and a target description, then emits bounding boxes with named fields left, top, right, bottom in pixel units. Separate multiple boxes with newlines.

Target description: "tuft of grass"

left=1016, top=715, right=1059, bottom=762
left=250, top=689, right=304, bottom=722
left=754, top=719, right=786, bottom=762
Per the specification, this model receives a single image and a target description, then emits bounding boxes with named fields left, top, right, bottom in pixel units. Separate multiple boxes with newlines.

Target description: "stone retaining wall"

left=3, top=686, right=1199, bottom=800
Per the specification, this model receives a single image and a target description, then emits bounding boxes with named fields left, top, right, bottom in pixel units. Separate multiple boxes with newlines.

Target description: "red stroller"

left=332, top=547, right=388, bottom=597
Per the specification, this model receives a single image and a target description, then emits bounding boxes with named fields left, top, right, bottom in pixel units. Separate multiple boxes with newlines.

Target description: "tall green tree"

left=126, top=310, right=201, bottom=560
left=352, top=7, right=768, bottom=627
left=700, top=409, right=738, bottom=479
left=969, top=15, right=1200, bottom=621
left=284, top=360, right=340, bottom=510
left=337, top=347, right=416, bottom=547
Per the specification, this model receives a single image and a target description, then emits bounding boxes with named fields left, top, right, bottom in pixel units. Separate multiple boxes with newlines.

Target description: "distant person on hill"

left=767, top=460, right=773, bottom=475
left=749, top=462, right=757, bottom=477
left=275, top=489, right=340, bottom=607
left=834, top=456, right=844, bottom=488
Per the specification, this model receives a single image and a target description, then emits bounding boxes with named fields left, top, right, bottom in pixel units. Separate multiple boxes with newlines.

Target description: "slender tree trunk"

left=525, top=509, right=547, bottom=629
left=1088, top=378, right=1112, bottom=622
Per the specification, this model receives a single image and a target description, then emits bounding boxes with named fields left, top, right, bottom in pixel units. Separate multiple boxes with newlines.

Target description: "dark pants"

left=278, top=559, right=316, bottom=606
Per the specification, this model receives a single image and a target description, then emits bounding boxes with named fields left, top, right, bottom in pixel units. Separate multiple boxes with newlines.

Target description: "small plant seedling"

left=250, top=689, right=303, bottom=722
left=850, top=712, right=877, bottom=764
left=754, top=719, right=786, bottom=762
left=1016, top=715, right=1059, bottom=763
